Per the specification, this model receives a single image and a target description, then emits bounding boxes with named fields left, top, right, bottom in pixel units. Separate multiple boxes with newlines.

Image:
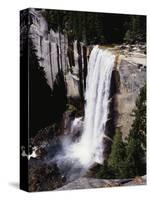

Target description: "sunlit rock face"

left=28, top=8, right=68, bottom=89
left=113, top=51, right=146, bottom=139
left=28, top=8, right=88, bottom=99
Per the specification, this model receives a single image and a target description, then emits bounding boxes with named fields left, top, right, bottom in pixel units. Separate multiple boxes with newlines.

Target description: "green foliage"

left=128, top=85, right=146, bottom=149
left=42, top=10, right=105, bottom=44
left=124, top=15, right=146, bottom=43
left=124, top=85, right=146, bottom=177
left=41, top=9, right=146, bottom=44
left=96, top=162, right=115, bottom=179
left=41, top=9, right=145, bottom=44
left=108, top=128, right=127, bottom=178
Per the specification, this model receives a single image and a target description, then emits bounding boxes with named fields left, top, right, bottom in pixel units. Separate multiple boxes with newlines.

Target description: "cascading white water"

left=67, top=46, right=115, bottom=167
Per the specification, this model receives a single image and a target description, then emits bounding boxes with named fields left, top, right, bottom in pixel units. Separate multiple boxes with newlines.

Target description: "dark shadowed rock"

left=29, top=163, right=66, bottom=192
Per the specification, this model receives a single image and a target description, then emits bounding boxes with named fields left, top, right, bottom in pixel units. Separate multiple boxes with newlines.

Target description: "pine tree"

left=96, top=162, right=115, bottom=179
left=42, top=9, right=145, bottom=44
left=108, top=128, right=126, bottom=178
left=124, top=85, right=146, bottom=177
left=124, top=15, right=146, bottom=43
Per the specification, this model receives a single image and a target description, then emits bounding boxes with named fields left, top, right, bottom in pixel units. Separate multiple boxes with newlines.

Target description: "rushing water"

left=66, top=46, right=115, bottom=168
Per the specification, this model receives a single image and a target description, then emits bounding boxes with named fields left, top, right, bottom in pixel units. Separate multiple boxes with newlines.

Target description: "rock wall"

left=28, top=9, right=68, bottom=89
left=114, top=49, right=146, bottom=138
left=20, top=8, right=89, bottom=136
left=27, top=8, right=88, bottom=99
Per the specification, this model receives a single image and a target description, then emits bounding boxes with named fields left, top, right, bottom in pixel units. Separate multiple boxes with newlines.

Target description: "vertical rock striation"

left=28, top=8, right=88, bottom=100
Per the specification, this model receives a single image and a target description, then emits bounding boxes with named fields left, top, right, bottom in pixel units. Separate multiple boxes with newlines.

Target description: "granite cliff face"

left=113, top=46, right=146, bottom=138
left=20, top=8, right=89, bottom=136
left=28, top=8, right=88, bottom=99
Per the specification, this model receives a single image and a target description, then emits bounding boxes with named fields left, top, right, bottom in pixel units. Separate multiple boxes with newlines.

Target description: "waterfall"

left=67, top=46, right=115, bottom=167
